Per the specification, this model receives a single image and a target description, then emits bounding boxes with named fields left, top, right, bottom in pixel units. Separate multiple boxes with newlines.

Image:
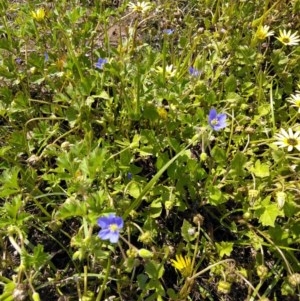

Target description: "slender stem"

left=96, top=256, right=111, bottom=301
left=189, top=259, right=235, bottom=281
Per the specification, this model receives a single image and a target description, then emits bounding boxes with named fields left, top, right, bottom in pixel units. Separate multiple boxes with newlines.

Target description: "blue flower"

left=188, top=66, right=201, bottom=77
left=44, top=52, right=49, bottom=62
left=15, top=58, right=22, bottom=65
left=98, top=214, right=123, bottom=243
left=208, top=108, right=227, bottom=131
left=163, top=29, right=174, bottom=35
left=95, top=58, right=108, bottom=69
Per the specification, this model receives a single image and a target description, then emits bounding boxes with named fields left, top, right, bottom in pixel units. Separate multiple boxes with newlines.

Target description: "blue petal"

left=208, top=108, right=217, bottom=121
left=109, top=232, right=120, bottom=243
left=112, top=216, right=124, bottom=229
left=98, top=229, right=112, bottom=240
left=218, top=113, right=227, bottom=123
left=97, top=217, right=109, bottom=228
left=98, top=213, right=116, bottom=228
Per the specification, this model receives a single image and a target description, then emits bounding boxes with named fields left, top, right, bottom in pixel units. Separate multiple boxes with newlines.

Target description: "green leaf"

left=181, top=219, right=197, bottom=242
left=208, top=185, right=226, bottom=206
left=231, top=152, right=247, bottom=177
left=0, top=281, right=16, bottom=301
left=145, top=260, right=164, bottom=279
left=21, top=244, right=50, bottom=270
left=211, top=146, right=226, bottom=164
left=55, top=197, right=87, bottom=220
left=0, top=146, right=11, bottom=157
left=224, top=75, right=237, bottom=93
left=250, top=160, right=269, bottom=178
left=149, top=199, right=162, bottom=218
left=256, top=202, right=284, bottom=227
left=137, top=274, right=148, bottom=291
left=0, top=167, right=20, bottom=197
left=216, top=241, right=234, bottom=258
left=127, top=181, right=143, bottom=199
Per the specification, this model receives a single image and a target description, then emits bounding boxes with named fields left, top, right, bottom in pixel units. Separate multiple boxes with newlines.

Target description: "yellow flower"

left=273, top=128, right=300, bottom=152
left=128, top=1, right=152, bottom=14
left=157, top=107, right=168, bottom=119
left=155, top=65, right=176, bottom=78
left=31, top=7, right=46, bottom=22
left=255, top=25, right=274, bottom=40
left=276, top=29, right=300, bottom=46
left=170, top=254, right=193, bottom=278
left=287, top=92, right=300, bottom=112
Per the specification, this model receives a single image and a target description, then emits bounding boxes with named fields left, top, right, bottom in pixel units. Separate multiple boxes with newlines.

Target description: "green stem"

left=96, top=256, right=111, bottom=301
left=189, top=259, right=235, bottom=281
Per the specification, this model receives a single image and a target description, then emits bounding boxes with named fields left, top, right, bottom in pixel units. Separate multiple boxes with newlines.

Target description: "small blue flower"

left=188, top=66, right=201, bottom=77
left=163, top=29, right=174, bottom=35
left=15, top=58, right=22, bottom=65
left=95, top=58, right=108, bottom=69
left=127, top=172, right=133, bottom=180
left=44, top=52, right=49, bottom=62
left=208, top=108, right=227, bottom=131
left=98, top=214, right=123, bottom=243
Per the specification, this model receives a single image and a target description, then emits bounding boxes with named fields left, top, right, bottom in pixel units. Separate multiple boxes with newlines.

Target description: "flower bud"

left=126, top=248, right=138, bottom=258
left=217, top=280, right=231, bottom=294
left=138, top=248, right=153, bottom=259
left=200, top=152, right=208, bottom=161
left=27, top=154, right=40, bottom=166
left=138, top=231, right=152, bottom=245
left=193, top=214, right=204, bottom=226
left=248, top=189, right=259, bottom=198
left=32, top=292, right=41, bottom=301
left=61, top=141, right=72, bottom=151
left=257, top=265, right=268, bottom=279
left=276, top=191, right=286, bottom=209
left=288, top=273, right=300, bottom=287
left=243, top=211, right=252, bottom=220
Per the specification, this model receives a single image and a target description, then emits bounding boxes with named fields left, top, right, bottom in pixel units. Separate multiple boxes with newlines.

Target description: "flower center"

left=287, top=138, right=298, bottom=146
left=211, top=118, right=219, bottom=126
left=109, top=224, right=119, bottom=232
left=282, top=37, right=290, bottom=43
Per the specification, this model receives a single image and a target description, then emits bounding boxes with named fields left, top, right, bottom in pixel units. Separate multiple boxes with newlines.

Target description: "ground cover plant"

left=1, top=0, right=300, bottom=300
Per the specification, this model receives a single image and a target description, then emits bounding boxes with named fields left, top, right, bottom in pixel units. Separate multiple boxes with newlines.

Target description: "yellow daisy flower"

left=276, top=29, right=300, bottom=46
left=274, top=128, right=300, bottom=152
left=170, top=254, right=193, bottom=278
left=31, top=7, right=46, bottom=22
left=128, top=1, right=152, bottom=14
left=287, top=92, right=300, bottom=112
left=255, top=25, right=274, bottom=40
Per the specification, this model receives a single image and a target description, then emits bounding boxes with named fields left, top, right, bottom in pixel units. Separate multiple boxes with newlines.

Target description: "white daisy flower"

left=274, top=128, right=300, bottom=151
left=276, top=29, right=300, bottom=46
left=287, top=92, right=300, bottom=112
left=155, top=64, right=176, bottom=78
left=128, top=1, right=152, bottom=14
